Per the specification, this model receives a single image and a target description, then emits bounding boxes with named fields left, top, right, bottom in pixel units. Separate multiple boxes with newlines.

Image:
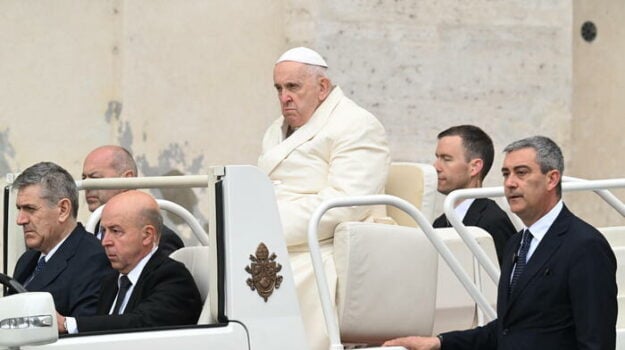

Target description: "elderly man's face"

left=16, top=184, right=64, bottom=254
left=100, top=200, right=155, bottom=275
left=82, top=150, right=127, bottom=212
left=273, top=61, right=327, bottom=128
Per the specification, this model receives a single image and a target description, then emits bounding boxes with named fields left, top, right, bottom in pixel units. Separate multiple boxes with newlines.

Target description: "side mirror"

left=0, top=292, right=58, bottom=347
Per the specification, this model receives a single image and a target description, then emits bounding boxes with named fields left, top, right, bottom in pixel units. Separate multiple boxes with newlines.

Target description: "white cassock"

left=258, top=86, right=390, bottom=350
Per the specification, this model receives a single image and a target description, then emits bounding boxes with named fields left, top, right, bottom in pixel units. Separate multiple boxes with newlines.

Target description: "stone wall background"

left=1, top=0, right=624, bottom=261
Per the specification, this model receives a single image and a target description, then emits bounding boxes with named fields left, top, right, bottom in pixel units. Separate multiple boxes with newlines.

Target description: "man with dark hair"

left=12, top=161, right=113, bottom=317
left=432, top=125, right=516, bottom=264
left=82, top=145, right=184, bottom=255
left=57, top=190, right=201, bottom=334
left=385, top=135, right=617, bottom=350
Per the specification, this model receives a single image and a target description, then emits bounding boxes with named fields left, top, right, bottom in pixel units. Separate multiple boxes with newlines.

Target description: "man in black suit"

left=384, top=136, right=617, bottom=350
left=12, top=162, right=113, bottom=317
left=432, top=125, right=516, bottom=265
left=82, top=145, right=184, bottom=255
left=57, top=190, right=202, bottom=333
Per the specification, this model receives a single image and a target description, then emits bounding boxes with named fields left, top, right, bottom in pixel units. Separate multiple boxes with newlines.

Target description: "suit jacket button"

left=502, top=329, right=509, bottom=335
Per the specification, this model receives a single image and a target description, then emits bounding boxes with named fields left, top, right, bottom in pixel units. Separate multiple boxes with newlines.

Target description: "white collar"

left=524, top=200, right=564, bottom=244
left=454, top=198, right=476, bottom=222
left=42, top=227, right=73, bottom=262
left=123, top=246, right=158, bottom=286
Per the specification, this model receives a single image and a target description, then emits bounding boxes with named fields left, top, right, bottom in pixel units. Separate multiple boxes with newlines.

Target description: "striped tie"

left=509, top=229, right=533, bottom=295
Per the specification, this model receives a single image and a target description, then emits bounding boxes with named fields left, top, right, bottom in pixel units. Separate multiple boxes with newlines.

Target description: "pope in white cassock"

left=258, top=47, right=391, bottom=350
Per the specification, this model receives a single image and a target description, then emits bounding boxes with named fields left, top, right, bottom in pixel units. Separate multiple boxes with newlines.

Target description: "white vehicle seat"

left=333, top=222, right=438, bottom=344
left=598, top=226, right=625, bottom=328
left=170, top=246, right=213, bottom=324
left=385, top=162, right=438, bottom=225
left=431, top=227, right=498, bottom=334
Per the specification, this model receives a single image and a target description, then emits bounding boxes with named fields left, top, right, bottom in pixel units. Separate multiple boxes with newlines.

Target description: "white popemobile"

left=1, top=165, right=624, bottom=349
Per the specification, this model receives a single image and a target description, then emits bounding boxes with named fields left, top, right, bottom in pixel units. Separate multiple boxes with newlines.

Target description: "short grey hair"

left=305, top=64, right=329, bottom=80
left=140, top=207, right=163, bottom=240
left=13, top=162, right=79, bottom=218
left=503, top=136, right=564, bottom=196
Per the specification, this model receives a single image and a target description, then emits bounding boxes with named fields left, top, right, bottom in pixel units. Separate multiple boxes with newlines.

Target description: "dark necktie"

left=111, top=275, right=132, bottom=315
left=509, top=229, right=533, bottom=295
left=24, top=256, right=46, bottom=287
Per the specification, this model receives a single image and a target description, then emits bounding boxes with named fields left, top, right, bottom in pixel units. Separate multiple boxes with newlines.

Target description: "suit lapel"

left=462, top=198, right=488, bottom=226
left=14, top=250, right=39, bottom=283
left=25, top=225, right=81, bottom=290
left=257, top=86, right=343, bottom=175
left=124, top=251, right=166, bottom=312
left=98, top=273, right=120, bottom=315
left=503, top=206, right=571, bottom=315
left=497, top=230, right=521, bottom=310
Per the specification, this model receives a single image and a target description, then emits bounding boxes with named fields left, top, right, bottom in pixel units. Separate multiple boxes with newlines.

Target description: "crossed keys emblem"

left=245, top=242, right=283, bottom=302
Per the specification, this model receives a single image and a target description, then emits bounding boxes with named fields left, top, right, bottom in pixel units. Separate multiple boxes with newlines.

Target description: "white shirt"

left=109, top=247, right=158, bottom=315
left=522, top=200, right=564, bottom=261
left=509, top=200, right=563, bottom=282
left=25, top=230, right=71, bottom=285
left=44, top=231, right=71, bottom=262
left=454, top=198, right=476, bottom=223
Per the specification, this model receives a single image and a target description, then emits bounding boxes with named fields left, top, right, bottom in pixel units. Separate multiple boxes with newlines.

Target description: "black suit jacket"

left=13, top=223, right=114, bottom=317
left=433, top=198, right=516, bottom=265
left=159, top=224, right=185, bottom=256
left=441, top=205, right=617, bottom=350
left=95, top=221, right=184, bottom=256
left=75, top=250, right=202, bottom=332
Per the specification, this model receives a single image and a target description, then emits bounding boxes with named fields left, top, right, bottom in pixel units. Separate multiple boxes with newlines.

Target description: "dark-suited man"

left=432, top=125, right=516, bottom=265
left=384, top=136, right=617, bottom=350
left=12, top=162, right=113, bottom=317
left=82, top=145, right=184, bottom=255
left=57, top=190, right=201, bottom=334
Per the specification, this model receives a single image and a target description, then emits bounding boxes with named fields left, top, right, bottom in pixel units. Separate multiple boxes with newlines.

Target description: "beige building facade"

left=1, top=0, right=624, bottom=252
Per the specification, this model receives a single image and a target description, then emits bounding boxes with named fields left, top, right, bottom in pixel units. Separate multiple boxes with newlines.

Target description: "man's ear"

left=121, top=169, right=135, bottom=178
left=469, top=158, right=484, bottom=178
left=142, top=225, right=157, bottom=246
left=57, top=198, right=72, bottom=223
left=546, top=169, right=561, bottom=192
left=318, top=77, right=331, bottom=101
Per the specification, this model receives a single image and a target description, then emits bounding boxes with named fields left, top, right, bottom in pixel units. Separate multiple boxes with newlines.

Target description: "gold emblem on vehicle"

left=245, top=242, right=283, bottom=302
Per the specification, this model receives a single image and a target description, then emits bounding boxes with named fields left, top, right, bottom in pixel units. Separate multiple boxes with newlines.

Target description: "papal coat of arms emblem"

left=245, top=242, right=283, bottom=302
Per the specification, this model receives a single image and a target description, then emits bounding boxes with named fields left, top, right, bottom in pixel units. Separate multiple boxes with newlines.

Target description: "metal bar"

left=563, top=176, right=625, bottom=218
left=308, top=195, right=497, bottom=350
left=3, top=186, right=9, bottom=295
left=444, top=188, right=504, bottom=284
left=85, top=199, right=209, bottom=246
left=77, top=175, right=210, bottom=190
left=443, top=178, right=625, bottom=285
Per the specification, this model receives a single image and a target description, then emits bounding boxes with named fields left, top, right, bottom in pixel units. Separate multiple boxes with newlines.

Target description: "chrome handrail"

left=308, top=195, right=497, bottom=350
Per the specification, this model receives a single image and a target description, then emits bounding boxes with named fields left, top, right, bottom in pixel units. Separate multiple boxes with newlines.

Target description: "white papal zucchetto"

left=276, top=47, right=328, bottom=68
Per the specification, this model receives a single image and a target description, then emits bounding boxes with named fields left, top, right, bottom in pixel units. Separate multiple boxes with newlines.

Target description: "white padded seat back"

left=169, top=246, right=212, bottom=324
left=385, top=162, right=438, bottom=225
left=334, top=222, right=438, bottom=344
left=598, top=226, right=625, bottom=328
left=432, top=227, right=498, bottom=334
left=599, top=226, right=625, bottom=247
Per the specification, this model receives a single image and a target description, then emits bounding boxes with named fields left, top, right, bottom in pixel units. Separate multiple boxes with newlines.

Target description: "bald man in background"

left=258, top=47, right=390, bottom=350
left=82, top=145, right=184, bottom=255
